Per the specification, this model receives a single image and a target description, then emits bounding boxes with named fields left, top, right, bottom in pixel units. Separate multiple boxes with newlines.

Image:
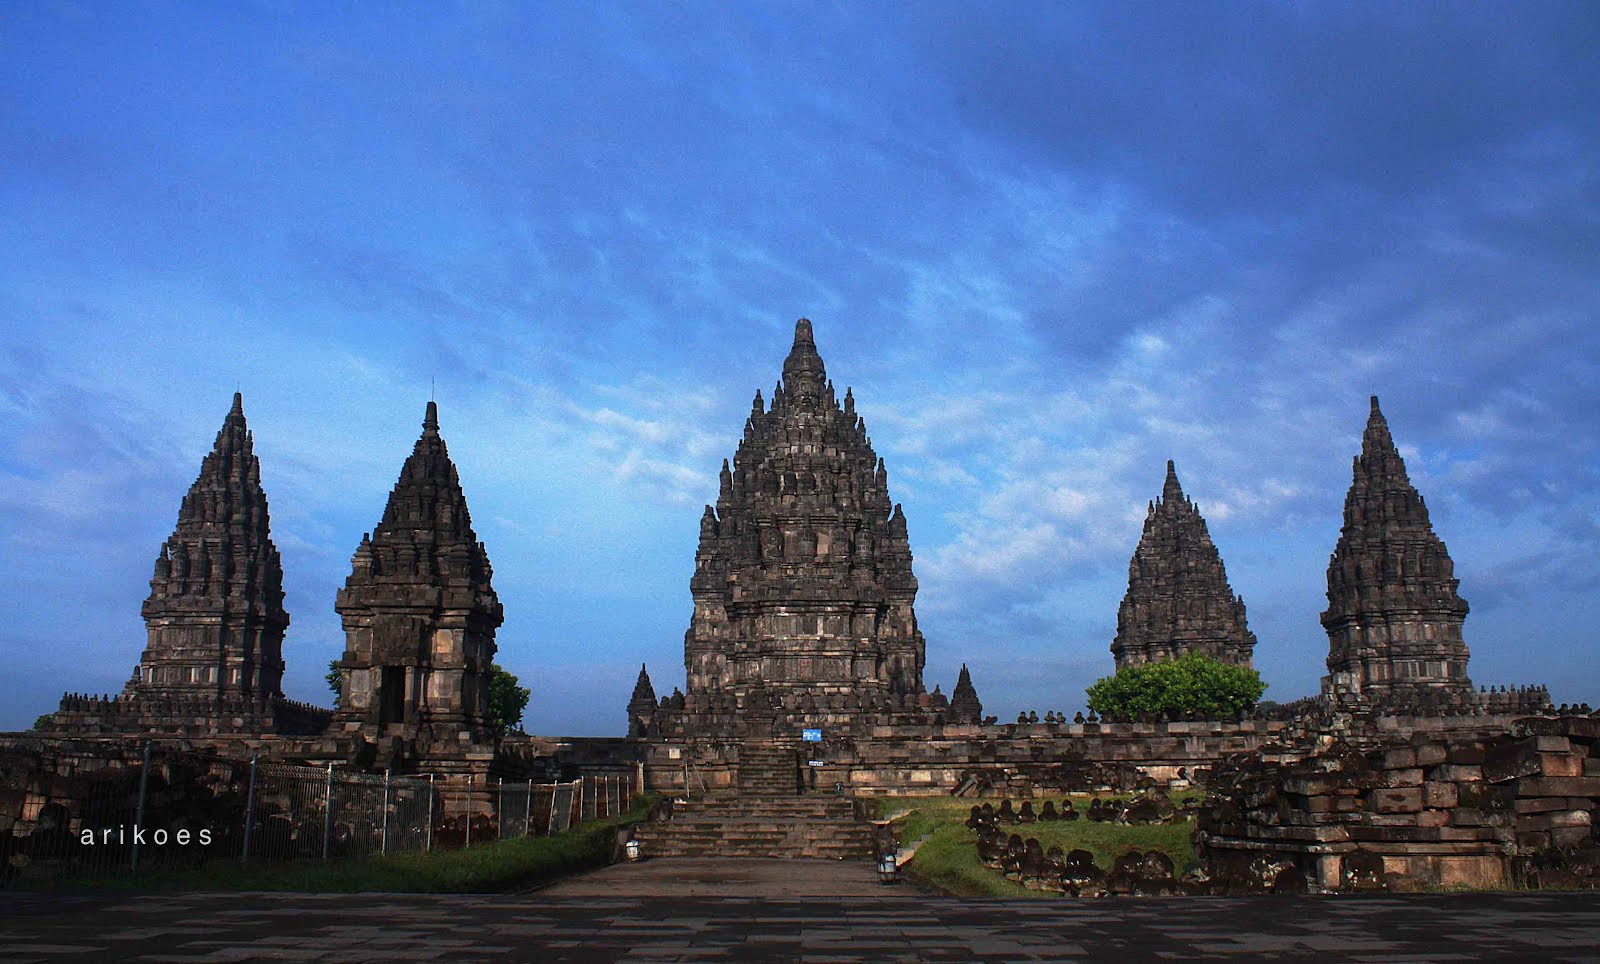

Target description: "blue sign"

left=802, top=728, right=823, bottom=742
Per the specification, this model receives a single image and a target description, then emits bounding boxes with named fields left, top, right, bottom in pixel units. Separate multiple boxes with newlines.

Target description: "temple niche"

left=1111, top=460, right=1257, bottom=671
left=681, top=319, right=927, bottom=714
left=1321, top=396, right=1474, bottom=706
left=331, top=401, right=505, bottom=763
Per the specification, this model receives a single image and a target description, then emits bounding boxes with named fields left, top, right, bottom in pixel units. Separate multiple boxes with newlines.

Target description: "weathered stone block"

left=1416, top=809, right=1450, bottom=828
left=1371, top=787, right=1424, bottom=814
left=1552, top=827, right=1592, bottom=847
left=1448, top=744, right=1486, bottom=766
left=1515, top=797, right=1570, bottom=815
left=1539, top=753, right=1585, bottom=778
left=1534, top=736, right=1573, bottom=753
left=1423, top=782, right=1458, bottom=809
left=1384, top=748, right=1417, bottom=769
left=1414, top=744, right=1448, bottom=767
left=1382, top=768, right=1424, bottom=788
left=1484, top=742, right=1542, bottom=783
left=1432, top=764, right=1482, bottom=782
left=1517, top=829, right=1551, bottom=849
left=1516, top=777, right=1600, bottom=798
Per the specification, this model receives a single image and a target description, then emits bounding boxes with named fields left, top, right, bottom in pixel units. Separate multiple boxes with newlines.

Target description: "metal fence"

left=0, top=741, right=638, bottom=887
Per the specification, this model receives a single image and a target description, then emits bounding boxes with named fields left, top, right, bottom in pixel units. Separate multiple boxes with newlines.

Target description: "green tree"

left=487, top=663, right=530, bottom=735
left=1085, top=651, right=1265, bottom=718
left=33, top=714, right=53, bottom=731
left=326, top=659, right=343, bottom=708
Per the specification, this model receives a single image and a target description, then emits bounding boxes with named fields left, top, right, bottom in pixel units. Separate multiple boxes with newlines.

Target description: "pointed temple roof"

left=341, top=401, right=500, bottom=610
left=140, top=392, right=289, bottom=695
left=1322, top=396, right=1472, bottom=701
left=949, top=663, right=983, bottom=724
left=1112, top=460, right=1256, bottom=669
left=630, top=664, right=657, bottom=705
left=683, top=318, right=926, bottom=705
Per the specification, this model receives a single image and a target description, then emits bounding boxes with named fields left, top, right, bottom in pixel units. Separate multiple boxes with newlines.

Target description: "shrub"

left=1085, top=651, right=1264, bottom=718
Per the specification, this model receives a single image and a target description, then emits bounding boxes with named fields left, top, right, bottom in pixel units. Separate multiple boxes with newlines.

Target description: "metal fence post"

left=497, top=777, right=503, bottom=842
left=426, top=774, right=435, bottom=852
left=240, top=752, right=258, bottom=867
left=131, top=739, right=152, bottom=874
left=465, top=775, right=473, bottom=849
left=381, top=768, right=391, bottom=857
left=321, top=762, right=334, bottom=860
left=523, top=779, right=532, bottom=838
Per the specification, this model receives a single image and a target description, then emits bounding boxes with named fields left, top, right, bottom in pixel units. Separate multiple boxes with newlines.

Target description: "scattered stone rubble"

left=1197, top=712, right=1600, bottom=893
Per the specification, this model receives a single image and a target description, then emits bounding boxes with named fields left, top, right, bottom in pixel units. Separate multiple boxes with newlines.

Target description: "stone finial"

left=781, top=318, right=827, bottom=402
left=630, top=663, right=656, bottom=705
left=423, top=399, right=440, bottom=436
left=1162, top=459, right=1183, bottom=504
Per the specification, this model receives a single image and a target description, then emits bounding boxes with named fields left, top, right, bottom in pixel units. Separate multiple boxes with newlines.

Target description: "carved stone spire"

left=949, top=664, right=983, bottom=724
left=132, top=392, right=289, bottom=698
left=1321, top=396, right=1472, bottom=705
left=627, top=664, right=658, bottom=738
left=333, top=401, right=505, bottom=747
left=781, top=317, right=827, bottom=405
left=1112, top=460, right=1256, bottom=670
left=684, top=318, right=926, bottom=718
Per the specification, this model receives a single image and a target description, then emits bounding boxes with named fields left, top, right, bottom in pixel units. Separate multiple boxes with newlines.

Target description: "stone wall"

left=641, top=718, right=1298, bottom=797
left=1197, top=714, right=1600, bottom=893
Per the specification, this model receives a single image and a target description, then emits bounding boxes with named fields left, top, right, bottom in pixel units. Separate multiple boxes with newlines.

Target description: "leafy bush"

left=1085, top=651, right=1264, bottom=718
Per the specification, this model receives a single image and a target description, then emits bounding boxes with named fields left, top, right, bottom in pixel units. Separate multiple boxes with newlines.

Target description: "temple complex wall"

left=1198, top=714, right=1600, bottom=893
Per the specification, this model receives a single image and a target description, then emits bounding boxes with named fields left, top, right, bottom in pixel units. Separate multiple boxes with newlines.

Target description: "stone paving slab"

left=3, top=884, right=1600, bottom=961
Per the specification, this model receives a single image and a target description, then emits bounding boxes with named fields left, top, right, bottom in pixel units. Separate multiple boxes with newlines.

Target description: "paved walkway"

left=3, top=870, right=1600, bottom=961
left=537, top=857, right=887, bottom=897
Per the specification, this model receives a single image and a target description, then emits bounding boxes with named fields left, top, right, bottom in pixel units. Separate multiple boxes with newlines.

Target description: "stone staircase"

left=737, top=741, right=800, bottom=795
left=630, top=794, right=878, bottom=860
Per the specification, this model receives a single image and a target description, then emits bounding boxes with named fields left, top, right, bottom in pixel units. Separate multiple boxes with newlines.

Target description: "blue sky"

left=2, top=2, right=1596, bottom=735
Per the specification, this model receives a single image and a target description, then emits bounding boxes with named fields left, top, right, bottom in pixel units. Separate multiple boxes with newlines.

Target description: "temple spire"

left=423, top=399, right=439, bottom=437
left=134, top=393, right=289, bottom=699
left=950, top=664, right=983, bottom=724
left=1161, top=459, right=1184, bottom=504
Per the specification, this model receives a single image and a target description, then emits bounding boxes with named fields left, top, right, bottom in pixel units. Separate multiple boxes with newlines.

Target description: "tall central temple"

left=682, top=319, right=927, bottom=707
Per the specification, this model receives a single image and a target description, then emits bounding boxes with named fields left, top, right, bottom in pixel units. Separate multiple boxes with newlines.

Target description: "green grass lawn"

left=877, top=794, right=1201, bottom=898
left=43, top=797, right=653, bottom=894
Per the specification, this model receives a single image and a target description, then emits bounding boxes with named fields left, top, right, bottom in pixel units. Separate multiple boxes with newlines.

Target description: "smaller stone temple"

left=48, top=393, right=328, bottom=736
left=1321, top=396, right=1475, bottom=706
left=330, top=401, right=505, bottom=771
left=1111, top=460, right=1257, bottom=670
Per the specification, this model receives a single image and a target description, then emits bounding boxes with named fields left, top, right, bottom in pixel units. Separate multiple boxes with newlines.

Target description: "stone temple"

left=1111, top=460, right=1256, bottom=670
left=330, top=400, right=506, bottom=773
left=665, top=318, right=926, bottom=735
left=49, top=393, right=328, bottom=736
left=1321, top=396, right=1474, bottom=707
